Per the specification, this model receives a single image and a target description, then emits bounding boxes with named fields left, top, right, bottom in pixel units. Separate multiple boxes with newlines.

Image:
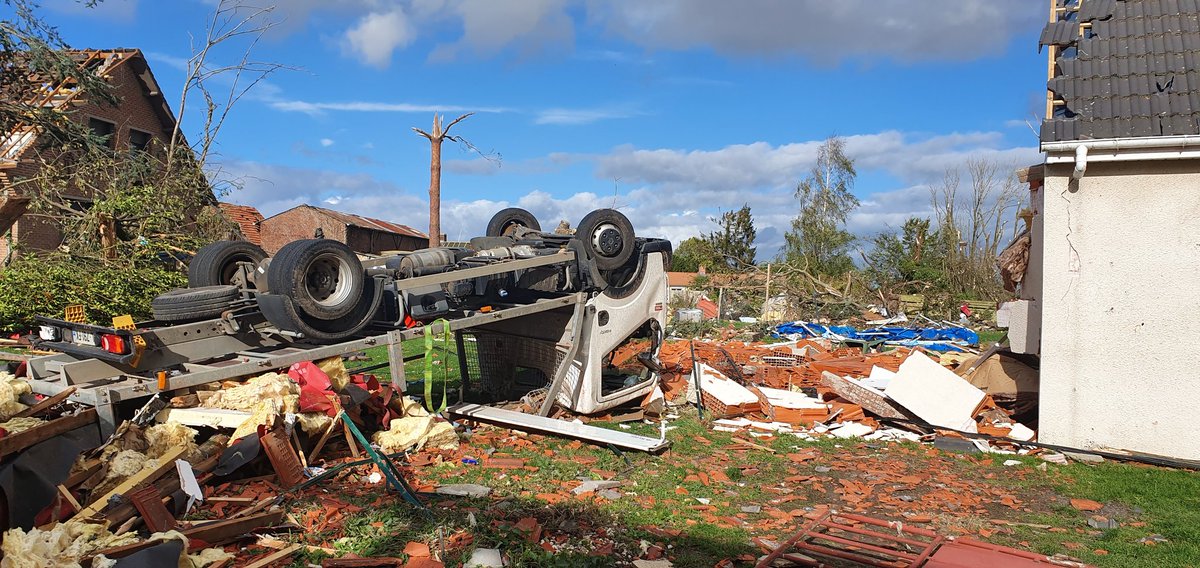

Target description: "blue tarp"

left=773, top=321, right=979, bottom=352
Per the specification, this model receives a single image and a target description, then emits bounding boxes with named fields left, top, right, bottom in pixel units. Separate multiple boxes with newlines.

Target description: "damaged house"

left=0, top=49, right=183, bottom=261
left=1022, top=0, right=1200, bottom=461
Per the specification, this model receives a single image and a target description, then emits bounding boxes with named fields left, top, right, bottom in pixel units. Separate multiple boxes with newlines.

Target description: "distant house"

left=0, top=49, right=184, bottom=260
left=1020, top=0, right=1200, bottom=461
left=217, top=202, right=264, bottom=246
left=259, top=204, right=429, bottom=255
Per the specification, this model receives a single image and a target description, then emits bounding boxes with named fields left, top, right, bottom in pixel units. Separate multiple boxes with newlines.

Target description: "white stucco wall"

left=1040, top=160, right=1200, bottom=460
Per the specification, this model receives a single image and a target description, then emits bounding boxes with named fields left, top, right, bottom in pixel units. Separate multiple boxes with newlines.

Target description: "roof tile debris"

left=1041, top=0, right=1200, bottom=142
left=217, top=202, right=264, bottom=246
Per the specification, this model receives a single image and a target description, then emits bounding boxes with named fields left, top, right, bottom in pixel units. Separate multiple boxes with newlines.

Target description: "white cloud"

left=320, top=138, right=334, bottom=147
left=342, top=9, right=417, bottom=68
left=268, top=100, right=510, bottom=115
left=216, top=128, right=1039, bottom=262
left=588, top=0, right=1044, bottom=63
left=535, top=106, right=641, bottom=125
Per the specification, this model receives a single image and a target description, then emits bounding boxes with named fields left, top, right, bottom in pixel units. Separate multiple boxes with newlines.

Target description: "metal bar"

left=805, top=531, right=918, bottom=561
left=838, top=513, right=943, bottom=538
left=820, top=519, right=933, bottom=549
left=447, top=403, right=669, bottom=453
left=791, top=542, right=905, bottom=568
left=395, top=251, right=574, bottom=291
left=538, top=295, right=587, bottom=416
left=755, top=512, right=829, bottom=568
left=386, top=329, right=406, bottom=393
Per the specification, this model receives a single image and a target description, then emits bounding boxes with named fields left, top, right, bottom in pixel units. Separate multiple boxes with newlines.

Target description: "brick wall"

left=260, top=207, right=347, bottom=254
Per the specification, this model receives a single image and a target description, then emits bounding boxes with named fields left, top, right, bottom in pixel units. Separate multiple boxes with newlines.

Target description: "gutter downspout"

left=1041, top=134, right=1200, bottom=153
left=1071, top=145, right=1088, bottom=180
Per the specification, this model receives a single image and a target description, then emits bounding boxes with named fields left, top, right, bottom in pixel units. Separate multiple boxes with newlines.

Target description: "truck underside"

left=26, top=208, right=672, bottom=450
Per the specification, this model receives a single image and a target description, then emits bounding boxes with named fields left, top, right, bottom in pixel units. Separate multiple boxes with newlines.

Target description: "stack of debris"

left=658, top=337, right=1040, bottom=453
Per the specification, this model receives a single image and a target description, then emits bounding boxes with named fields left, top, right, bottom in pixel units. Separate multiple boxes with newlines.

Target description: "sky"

left=36, top=0, right=1048, bottom=258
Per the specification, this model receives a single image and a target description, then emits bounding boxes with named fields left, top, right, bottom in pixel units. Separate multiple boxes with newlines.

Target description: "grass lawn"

left=279, top=409, right=1200, bottom=567
left=353, top=339, right=462, bottom=388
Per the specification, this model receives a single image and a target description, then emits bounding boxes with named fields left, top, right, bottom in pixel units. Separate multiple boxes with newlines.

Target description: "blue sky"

left=38, top=0, right=1047, bottom=257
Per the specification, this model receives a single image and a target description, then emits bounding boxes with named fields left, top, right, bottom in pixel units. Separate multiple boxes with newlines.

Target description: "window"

left=87, top=118, right=115, bottom=148
left=128, top=129, right=151, bottom=151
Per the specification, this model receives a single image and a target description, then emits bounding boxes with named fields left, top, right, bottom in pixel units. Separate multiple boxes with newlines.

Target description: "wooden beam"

left=0, top=409, right=97, bottom=459
left=183, top=510, right=286, bottom=548
left=244, top=544, right=301, bottom=568
left=15, top=387, right=76, bottom=418
left=73, top=446, right=186, bottom=522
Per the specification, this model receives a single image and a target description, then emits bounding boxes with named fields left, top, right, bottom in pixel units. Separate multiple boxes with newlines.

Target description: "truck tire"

left=577, top=209, right=635, bottom=270
left=267, top=239, right=364, bottom=321
left=188, top=241, right=268, bottom=289
left=486, top=208, right=540, bottom=237
left=152, top=285, right=240, bottom=321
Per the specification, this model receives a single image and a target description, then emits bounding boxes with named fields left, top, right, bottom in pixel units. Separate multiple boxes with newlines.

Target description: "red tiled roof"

left=218, top=202, right=264, bottom=246
left=667, top=271, right=699, bottom=288
left=297, top=205, right=428, bottom=239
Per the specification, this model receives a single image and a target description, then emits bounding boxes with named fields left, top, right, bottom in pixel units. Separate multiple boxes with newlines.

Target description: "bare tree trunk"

left=428, top=136, right=443, bottom=247
left=414, top=113, right=473, bottom=248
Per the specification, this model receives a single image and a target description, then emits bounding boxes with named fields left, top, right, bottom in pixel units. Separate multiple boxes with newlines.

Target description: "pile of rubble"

left=656, top=334, right=1043, bottom=455
left=0, top=356, right=463, bottom=567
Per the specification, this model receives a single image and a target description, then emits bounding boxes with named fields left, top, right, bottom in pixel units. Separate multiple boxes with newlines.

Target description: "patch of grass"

left=976, top=329, right=1007, bottom=345
left=354, top=338, right=462, bottom=389
left=290, top=410, right=1200, bottom=567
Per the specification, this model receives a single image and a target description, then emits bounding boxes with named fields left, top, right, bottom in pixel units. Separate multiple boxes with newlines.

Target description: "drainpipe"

left=1071, top=144, right=1088, bottom=180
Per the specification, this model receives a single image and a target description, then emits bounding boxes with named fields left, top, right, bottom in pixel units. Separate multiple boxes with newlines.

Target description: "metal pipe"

left=1071, top=144, right=1088, bottom=179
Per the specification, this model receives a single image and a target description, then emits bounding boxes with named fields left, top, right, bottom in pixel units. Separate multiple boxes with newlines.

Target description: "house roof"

left=1, top=49, right=178, bottom=166
left=1040, top=0, right=1200, bottom=143
left=275, top=204, right=428, bottom=239
left=218, top=202, right=264, bottom=246
left=667, top=271, right=698, bottom=288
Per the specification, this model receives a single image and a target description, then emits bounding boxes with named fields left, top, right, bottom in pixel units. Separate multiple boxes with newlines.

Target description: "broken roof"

left=0, top=48, right=178, bottom=166
left=1041, top=0, right=1200, bottom=142
left=218, top=202, right=264, bottom=246
left=274, top=204, right=428, bottom=240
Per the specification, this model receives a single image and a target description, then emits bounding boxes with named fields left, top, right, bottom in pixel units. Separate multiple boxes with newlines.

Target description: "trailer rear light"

left=39, top=326, right=60, bottom=341
left=100, top=334, right=128, bottom=355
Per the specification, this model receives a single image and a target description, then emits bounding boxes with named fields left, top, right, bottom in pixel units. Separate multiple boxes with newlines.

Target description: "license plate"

left=71, top=330, right=96, bottom=346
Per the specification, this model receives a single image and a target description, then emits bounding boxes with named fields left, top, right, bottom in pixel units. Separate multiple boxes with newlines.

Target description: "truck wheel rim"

left=305, top=253, right=354, bottom=307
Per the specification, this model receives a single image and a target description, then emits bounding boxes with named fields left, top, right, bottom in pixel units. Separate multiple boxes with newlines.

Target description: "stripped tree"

left=413, top=113, right=473, bottom=247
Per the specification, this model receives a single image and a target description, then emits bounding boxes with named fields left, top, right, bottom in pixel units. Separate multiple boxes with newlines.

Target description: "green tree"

left=782, top=136, right=859, bottom=276
left=670, top=237, right=717, bottom=272
left=865, top=217, right=949, bottom=292
left=705, top=204, right=757, bottom=271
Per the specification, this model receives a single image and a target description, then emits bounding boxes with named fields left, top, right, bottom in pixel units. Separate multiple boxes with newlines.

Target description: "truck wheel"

left=152, top=285, right=240, bottom=321
left=188, top=241, right=268, bottom=289
left=268, top=239, right=364, bottom=320
left=577, top=209, right=635, bottom=270
left=486, top=208, right=541, bottom=237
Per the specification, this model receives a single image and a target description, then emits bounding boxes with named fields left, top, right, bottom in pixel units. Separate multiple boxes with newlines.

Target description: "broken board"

left=447, top=403, right=670, bottom=453
left=883, top=352, right=985, bottom=432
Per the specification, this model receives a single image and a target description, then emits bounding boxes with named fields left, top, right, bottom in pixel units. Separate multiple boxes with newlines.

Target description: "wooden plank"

left=184, top=510, right=286, bottom=548
left=244, top=544, right=301, bottom=568
left=0, top=409, right=97, bottom=459
left=63, top=459, right=103, bottom=489
left=308, top=410, right=344, bottom=463
left=73, top=445, right=187, bottom=521
left=821, top=372, right=906, bottom=420
left=15, top=386, right=76, bottom=418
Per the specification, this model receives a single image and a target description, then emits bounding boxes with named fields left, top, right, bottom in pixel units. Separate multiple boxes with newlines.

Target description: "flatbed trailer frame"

left=27, top=252, right=583, bottom=436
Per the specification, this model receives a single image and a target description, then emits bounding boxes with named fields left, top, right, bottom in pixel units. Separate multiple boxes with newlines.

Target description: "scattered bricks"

left=485, top=457, right=526, bottom=469
left=1070, top=498, right=1104, bottom=512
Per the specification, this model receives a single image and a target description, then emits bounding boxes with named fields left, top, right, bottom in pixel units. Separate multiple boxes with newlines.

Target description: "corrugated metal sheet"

left=306, top=205, right=428, bottom=239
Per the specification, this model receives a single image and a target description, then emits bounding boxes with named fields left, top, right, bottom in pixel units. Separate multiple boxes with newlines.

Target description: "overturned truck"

left=28, top=208, right=672, bottom=450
